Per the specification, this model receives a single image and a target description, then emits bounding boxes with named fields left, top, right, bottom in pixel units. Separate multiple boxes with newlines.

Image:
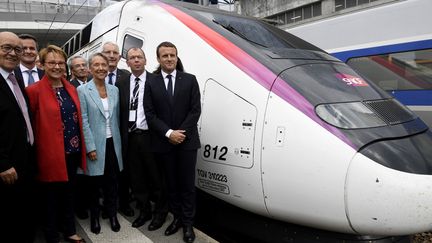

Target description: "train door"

left=197, top=79, right=260, bottom=203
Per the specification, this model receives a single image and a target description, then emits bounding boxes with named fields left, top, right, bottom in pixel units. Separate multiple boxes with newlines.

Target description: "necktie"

left=129, top=78, right=140, bottom=131
left=108, top=72, right=114, bottom=85
left=25, top=69, right=35, bottom=86
left=8, top=73, right=34, bottom=144
left=167, top=74, right=173, bottom=98
left=131, top=78, right=140, bottom=110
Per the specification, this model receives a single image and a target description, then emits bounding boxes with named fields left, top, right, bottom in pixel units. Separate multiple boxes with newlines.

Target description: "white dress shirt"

left=130, top=71, right=148, bottom=130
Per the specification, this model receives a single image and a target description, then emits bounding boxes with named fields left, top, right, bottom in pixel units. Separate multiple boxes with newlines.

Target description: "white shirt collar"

left=19, top=63, right=37, bottom=72
left=161, top=69, right=177, bottom=79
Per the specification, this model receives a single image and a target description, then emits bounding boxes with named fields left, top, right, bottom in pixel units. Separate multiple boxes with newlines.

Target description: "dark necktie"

left=8, top=73, right=34, bottom=144
left=167, top=74, right=173, bottom=98
left=25, top=69, right=35, bottom=86
left=108, top=72, right=114, bottom=85
left=129, top=78, right=140, bottom=131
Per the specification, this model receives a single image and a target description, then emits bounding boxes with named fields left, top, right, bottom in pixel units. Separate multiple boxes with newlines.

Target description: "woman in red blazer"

left=26, top=45, right=86, bottom=243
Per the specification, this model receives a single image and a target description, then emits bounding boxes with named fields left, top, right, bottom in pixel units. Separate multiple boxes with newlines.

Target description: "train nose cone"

left=345, top=132, right=432, bottom=235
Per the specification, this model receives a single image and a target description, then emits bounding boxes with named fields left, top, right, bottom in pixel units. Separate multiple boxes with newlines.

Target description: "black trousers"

left=88, top=137, right=120, bottom=217
left=0, top=177, right=36, bottom=243
left=41, top=153, right=80, bottom=243
left=158, top=149, right=197, bottom=226
left=128, top=130, right=167, bottom=215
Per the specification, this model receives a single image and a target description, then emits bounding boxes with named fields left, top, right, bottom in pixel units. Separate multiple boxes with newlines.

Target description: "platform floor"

left=35, top=210, right=218, bottom=243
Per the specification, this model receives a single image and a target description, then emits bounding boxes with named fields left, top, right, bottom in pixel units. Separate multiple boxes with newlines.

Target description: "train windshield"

left=347, top=49, right=432, bottom=91
left=195, top=10, right=321, bottom=51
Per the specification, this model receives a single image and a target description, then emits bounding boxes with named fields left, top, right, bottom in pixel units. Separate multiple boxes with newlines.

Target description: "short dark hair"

left=18, top=34, right=38, bottom=49
left=156, top=41, right=177, bottom=58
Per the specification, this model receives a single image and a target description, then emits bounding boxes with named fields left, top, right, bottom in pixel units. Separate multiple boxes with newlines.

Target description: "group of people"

left=0, top=31, right=201, bottom=243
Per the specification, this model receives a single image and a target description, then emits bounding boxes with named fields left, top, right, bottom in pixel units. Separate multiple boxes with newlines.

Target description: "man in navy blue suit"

left=144, top=42, right=201, bottom=243
left=14, top=34, right=44, bottom=87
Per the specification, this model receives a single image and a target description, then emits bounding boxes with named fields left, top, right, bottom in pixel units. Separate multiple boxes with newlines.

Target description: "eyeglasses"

left=0, top=45, right=23, bottom=55
left=45, top=61, right=66, bottom=68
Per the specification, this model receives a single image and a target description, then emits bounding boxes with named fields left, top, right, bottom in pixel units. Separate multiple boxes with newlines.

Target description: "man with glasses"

left=14, top=34, right=44, bottom=87
left=0, top=31, right=36, bottom=243
left=117, top=48, right=168, bottom=230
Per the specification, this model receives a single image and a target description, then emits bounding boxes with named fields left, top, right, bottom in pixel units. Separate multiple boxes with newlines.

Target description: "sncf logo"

left=335, top=73, right=369, bottom=87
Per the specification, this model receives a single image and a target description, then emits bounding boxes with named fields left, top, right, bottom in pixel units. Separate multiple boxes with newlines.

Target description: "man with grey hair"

left=101, top=41, right=134, bottom=217
left=102, top=41, right=129, bottom=85
left=68, top=55, right=89, bottom=88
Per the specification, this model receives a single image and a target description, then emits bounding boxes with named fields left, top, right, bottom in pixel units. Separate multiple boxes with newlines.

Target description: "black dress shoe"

left=109, top=216, right=121, bottom=232
left=119, top=204, right=135, bottom=217
left=132, top=211, right=151, bottom=228
left=148, top=214, right=167, bottom=231
left=90, top=215, right=101, bottom=234
left=76, top=209, right=89, bottom=220
left=165, top=218, right=182, bottom=236
left=183, top=225, right=195, bottom=243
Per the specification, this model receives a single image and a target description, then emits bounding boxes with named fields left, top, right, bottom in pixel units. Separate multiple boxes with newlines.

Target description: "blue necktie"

left=167, top=74, right=173, bottom=98
left=108, top=72, right=114, bottom=85
left=25, top=70, right=35, bottom=86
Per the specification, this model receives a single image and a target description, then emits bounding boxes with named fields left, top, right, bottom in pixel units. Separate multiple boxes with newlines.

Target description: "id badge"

left=129, top=110, right=136, bottom=121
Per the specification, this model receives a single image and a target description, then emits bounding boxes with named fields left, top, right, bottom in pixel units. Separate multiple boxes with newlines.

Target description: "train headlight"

left=315, top=102, right=386, bottom=129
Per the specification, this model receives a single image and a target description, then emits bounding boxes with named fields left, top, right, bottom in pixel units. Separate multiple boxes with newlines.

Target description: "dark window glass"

left=122, top=34, right=143, bottom=59
left=303, top=5, right=312, bottom=19
left=286, top=10, right=294, bottom=24
left=358, top=0, right=370, bottom=4
left=81, top=23, right=92, bottom=46
left=347, top=49, right=432, bottom=91
left=335, top=0, right=345, bottom=11
left=313, top=2, right=322, bottom=16
left=293, top=9, right=303, bottom=22
left=64, top=42, right=70, bottom=56
left=74, top=33, right=80, bottom=52
left=346, top=0, right=357, bottom=8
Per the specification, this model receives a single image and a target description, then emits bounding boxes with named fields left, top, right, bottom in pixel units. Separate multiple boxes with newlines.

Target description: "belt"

left=130, top=129, right=148, bottom=135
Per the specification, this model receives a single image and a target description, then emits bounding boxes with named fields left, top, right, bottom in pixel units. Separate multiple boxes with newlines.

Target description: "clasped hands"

left=0, top=167, right=18, bottom=185
left=169, top=130, right=186, bottom=145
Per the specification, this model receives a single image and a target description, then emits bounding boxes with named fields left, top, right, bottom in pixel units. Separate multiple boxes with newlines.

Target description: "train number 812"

left=203, top=144, right=228, bottom=161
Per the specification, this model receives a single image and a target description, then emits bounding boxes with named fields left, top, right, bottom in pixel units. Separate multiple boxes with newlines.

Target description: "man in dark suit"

left=0, top=31, right=36, bottom=243
left=117, top=47, right=168, bottom=230
left=144, top=42, right=201, bottom=243
left=13, top=34, right=44, bottom=87
left=102, top=41, right=129, bottom=86
left=101, top=41, right=134, bottom=217
left=68, top=55, right=89, bottom=88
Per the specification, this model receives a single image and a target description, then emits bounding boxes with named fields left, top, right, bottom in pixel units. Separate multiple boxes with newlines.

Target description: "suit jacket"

left=26, top=76, right=86, bottom=182
left=0, top=71, right=35, bottom=181
left=144, top=71, right=201, bottom=153
left=116, top=71, right=154, bottom=157
left=109, top=68, right=129, bottom=86
left=14, top=66, right=44, bottom=87
left=70, top=78, right=81, bottom=88
left=77, top=80, right=123, bottom=176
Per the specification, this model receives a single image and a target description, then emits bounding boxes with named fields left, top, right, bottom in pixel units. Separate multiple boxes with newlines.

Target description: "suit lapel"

left=173, top=73, right=183, bottom=105
left=124, top=75, right=131, bottom=110
left=0, top=74, right=20, bottom=110
left=88, top=81, right=105, bottom=116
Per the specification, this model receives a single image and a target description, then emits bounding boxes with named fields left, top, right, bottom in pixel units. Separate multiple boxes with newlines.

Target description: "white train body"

left=64, top=0, right=432, bottom=235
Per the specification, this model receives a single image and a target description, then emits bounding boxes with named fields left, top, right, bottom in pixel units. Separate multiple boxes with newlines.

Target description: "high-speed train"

left=63, top=0, right=432, bottom=236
